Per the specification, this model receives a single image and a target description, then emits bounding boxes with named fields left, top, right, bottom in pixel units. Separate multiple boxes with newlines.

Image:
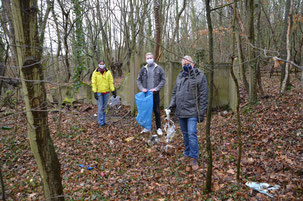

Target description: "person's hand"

left=94, top=92, right=98, bottom=100
left=112, top=90, right=117, bottom=98
left=149, top=88, right=156, bottom=92
left=142, top=88, right=147, bottom=92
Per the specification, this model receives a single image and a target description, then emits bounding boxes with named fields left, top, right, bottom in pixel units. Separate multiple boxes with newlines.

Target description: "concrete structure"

left=47, top=61, right=240, bottom=111
left=116, top=61, right=239, bottom=111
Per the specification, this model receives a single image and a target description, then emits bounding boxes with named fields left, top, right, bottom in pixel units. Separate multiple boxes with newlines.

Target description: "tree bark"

left=52, top=2, right=63, bottom=133
left=231, top=1, right=242, bottom=181
left=0, top=63, right=5, bottom=95
left=204, top=0, right=213, bottom=194
left=247, top=0, right=257, bottom=104
left=0, top=163, right=5, bottom=201
left=154, top=0, right=162, bottom=61
left=235, top=33, right=249, bottom=93
left=281, top=0, right=293, bottom=93
left=57, top=0, right=72, bottom=82
left=256, top=0, right=264, bottom=96
left=11, top=1, right=64, bottom=200
left=280, top=0, right=291, bottom=87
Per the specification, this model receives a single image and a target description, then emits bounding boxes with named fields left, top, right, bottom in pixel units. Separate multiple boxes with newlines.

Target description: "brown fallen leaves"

left=1, top=75, right=302, bottom=200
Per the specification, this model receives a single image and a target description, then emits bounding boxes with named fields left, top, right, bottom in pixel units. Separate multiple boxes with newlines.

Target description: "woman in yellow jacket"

left=92, top=60, right=116, bottom=127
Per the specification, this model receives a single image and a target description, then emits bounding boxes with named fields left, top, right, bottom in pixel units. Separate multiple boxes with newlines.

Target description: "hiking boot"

left=157, top=128, right=163, bottom=135
left=191, top=158, right=199, bottom=171
left=140, top=128, right=149, bottom=133
left=98, top=123, right=107, bottom=128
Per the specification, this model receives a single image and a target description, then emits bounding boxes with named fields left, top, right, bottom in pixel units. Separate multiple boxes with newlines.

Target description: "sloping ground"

left=1, top=74, right=302, bottom=200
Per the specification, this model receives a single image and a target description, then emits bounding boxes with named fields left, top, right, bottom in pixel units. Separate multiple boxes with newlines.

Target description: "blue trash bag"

left=135, top=91, right=153, bottom=131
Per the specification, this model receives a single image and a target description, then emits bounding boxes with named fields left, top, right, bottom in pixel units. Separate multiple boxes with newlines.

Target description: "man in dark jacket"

left=137, top=52, right=166, bottom=135
left=168, top=55, right=208, bottom=171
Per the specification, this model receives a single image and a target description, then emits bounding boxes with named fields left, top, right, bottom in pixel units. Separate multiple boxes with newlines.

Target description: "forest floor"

left=1, top=73, right=303, bottom=200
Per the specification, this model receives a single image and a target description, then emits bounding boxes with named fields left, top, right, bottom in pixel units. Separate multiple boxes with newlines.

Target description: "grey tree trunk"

left=280, top=0, right=291, bottom=88
left=281, top=0, right=293, bottom=93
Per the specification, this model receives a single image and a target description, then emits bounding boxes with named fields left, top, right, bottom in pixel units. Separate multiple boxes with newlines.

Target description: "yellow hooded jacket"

left=91, top=68, right=115, bottom=93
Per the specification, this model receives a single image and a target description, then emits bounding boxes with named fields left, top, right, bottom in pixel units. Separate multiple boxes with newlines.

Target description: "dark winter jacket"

left=169, top=67, right=208, bottom=120
left=137, top=63, right=166, bottom=92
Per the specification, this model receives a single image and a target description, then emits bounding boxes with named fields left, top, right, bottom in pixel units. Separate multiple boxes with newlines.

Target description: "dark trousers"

left=153, top=92, right=161, bottom=129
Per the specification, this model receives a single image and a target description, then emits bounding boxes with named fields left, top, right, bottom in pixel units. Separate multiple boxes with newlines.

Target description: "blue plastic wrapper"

left=78, top=164, right=96, bottom=170
left=135, top=91, right=153, bottom=131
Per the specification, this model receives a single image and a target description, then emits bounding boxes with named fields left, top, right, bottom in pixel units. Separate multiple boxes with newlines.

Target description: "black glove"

left=112, top=90, right=117, bottom=98
left=197, top=116, right=204, bottom=123
left=94, top=92, right=98, bottom=100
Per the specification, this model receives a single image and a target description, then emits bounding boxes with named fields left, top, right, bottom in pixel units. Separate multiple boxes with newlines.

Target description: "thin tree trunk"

left=57, top=0, right=72, bottom=83
left=11, top=1, right=64, bottom=200
left=281, top=0, right=293, bottom=93
left=0, top=63, right=5, bottom=95
left=204, top=0, right=213, bottom=194
left=52, top=3, right=63, bottom=133
left=0, top=163, right=5, bottom=201
left=154, top=0, right=162, bottom=61
left=280, top=0, right=291, bottom=87
left=231, top=1, right=242, bottom=181
left=247, top=0, right=257, bottom=104
left=256, top=0, right=264, bottom=96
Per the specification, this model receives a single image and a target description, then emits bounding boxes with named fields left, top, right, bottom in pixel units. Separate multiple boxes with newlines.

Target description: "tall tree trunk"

left=72, top=0, right=86, bottom=89
left=204, top=0, right=213, bottom=194
left=256, top=0, right=264, bottom=96
left=232, top=1, right=242, bottom=182
left=247, top=0, right=257, bottom=104
left=52, top=2, right=63, bottom=133
left=57, top=0, right=72, bottom=83
left=154, top=0, right=162, bottom=61
left=280, top=0, right=291, bottom=87
left=11, top=1, right=64, bottom=200
left=281, top=0, right=293, bottom=93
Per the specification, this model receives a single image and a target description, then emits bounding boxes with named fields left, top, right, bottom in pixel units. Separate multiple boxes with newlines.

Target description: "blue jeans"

left=97, top=93, right=110, bottom=126
left=178, top=117, right=198, bottom=159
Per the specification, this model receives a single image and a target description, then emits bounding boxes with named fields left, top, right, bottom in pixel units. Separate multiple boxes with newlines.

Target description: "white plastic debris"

left=245, top=181, right=280, bottom=198
left=147, top=134, right=159, bottom=146
left=108, top=95, right=121, bottom=109
left=164, top=109, right=176, bottom=143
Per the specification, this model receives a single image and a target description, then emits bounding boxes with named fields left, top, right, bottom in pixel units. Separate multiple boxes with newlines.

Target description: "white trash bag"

left=164, top=109, right=176, bottom=143
left=108, top=95, right=121, bottom=109
left=245, top=181, right=280, bottom=198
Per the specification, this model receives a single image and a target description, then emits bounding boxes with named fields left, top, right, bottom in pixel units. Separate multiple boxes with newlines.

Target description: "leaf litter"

left=0, top=75, right=302, bottom=200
